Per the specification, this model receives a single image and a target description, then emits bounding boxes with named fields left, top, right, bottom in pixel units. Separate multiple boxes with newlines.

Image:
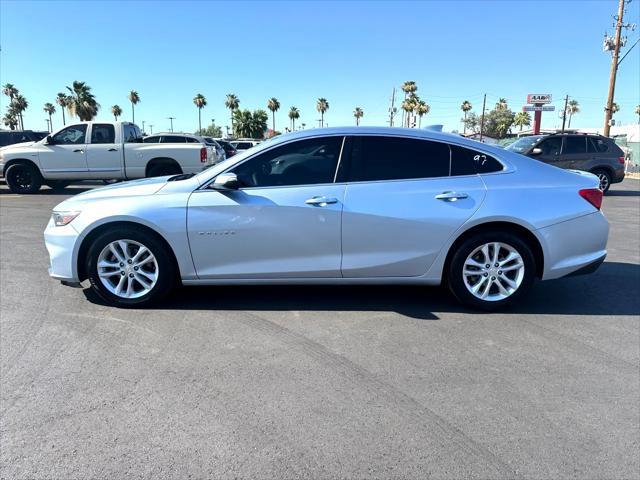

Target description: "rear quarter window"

left=588, top=137, right=609, bottom=153
left=450, top=145, right=503, bottom=175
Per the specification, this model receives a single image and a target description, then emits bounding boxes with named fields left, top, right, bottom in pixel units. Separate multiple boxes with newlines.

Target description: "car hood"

left=0, top=141, right=36, bottom=152
left=57, top=176, right=172, bottom=208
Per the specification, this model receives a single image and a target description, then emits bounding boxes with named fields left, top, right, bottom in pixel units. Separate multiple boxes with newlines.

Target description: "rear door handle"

left=435, top=191, right=468, bottom=201
left=73, top=149, right=84, bottom=153
left=108, top=148, right=118, bottom=152
left=305, top=196, right=338, bottom=206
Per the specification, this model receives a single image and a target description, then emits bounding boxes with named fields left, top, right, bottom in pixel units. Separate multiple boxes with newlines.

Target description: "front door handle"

left=108, top=148, right=118, bottom=152
left=73, top=149, right=84, bottom=153
left=435, top=191, right=468, bottom=201
left=305, top=196, right=338, bottom=206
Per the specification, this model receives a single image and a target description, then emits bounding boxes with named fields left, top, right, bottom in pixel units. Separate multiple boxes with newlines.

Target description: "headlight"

left=52, top=211, right=81, bottom=226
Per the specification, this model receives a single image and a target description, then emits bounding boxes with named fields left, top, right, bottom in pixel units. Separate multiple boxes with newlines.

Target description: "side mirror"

left=45, top=135, right=54, bottom=145
left=210, top=172, right=239, bottom=190
left=530, top=147, right=542, bottom=155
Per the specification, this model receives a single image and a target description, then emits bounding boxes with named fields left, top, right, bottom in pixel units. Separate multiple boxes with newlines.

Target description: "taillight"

left=200, top=147, right=207, bottom=163
left=579, top=188, right=603, bottom=210
left=618, top=156, right=625, bottom=165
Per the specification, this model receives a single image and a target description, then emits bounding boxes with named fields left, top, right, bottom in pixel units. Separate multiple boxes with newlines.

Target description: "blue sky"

left=1, top=0, right=639, bottom=134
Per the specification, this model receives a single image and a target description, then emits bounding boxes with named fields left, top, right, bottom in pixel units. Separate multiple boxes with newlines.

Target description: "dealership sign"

left=526, top=94, right=552, bottom=104
left=523, top=105, right=555, bottom=112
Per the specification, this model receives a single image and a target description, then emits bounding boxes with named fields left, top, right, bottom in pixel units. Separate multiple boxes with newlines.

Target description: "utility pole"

left=167, top=117, right=175, bottom=132
left=479, top=94, right=487, bottom=142
left=604, top=0, right=627, bottom=136
left=561, top=95, right=569, bottom=132
left=142, top=120, right=146, bottom=134
left=148, top=124, right=154, bottom=134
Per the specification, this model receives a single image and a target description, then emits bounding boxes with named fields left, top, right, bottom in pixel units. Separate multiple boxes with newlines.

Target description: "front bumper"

left=44, top=217, right=81, bottom=282
left=537, top=211, right=609, bottom=280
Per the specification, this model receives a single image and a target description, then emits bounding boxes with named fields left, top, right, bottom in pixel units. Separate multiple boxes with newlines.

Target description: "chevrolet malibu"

left=45, top=127, right=608, bottom=310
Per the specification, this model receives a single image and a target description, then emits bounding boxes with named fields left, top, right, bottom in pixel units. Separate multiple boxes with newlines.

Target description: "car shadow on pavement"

left=606, top=189, right=640, bottom=197
left=0, top=187, right=93, bottom=196
left=83, top=261, right=640, bottom=320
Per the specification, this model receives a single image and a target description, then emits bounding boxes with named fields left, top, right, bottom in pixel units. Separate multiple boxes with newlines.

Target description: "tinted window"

left=562, top=136, right=586, bottom=154
left=231, top=136, right=342, bottom=188
left=185, top=137, right=199, bottom=143
left=450, top=145, right=502, bottom=175
left=588, top=137, right=609, bottom=153
left=142, top=136, right=160, bottom=143
left=123, top=124, right=141, bottom=143
left=161, top=135, right=187, bottom=143
left=348, top=136, right=449, bottom=182
left=91, top=124, right=115, bottom=144
left=537, top=137, right=562, bottom=156
left=52, top=125, right=87, bottom=145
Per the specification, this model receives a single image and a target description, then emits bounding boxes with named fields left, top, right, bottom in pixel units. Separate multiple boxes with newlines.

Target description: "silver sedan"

left=44, top=127, right=608, bottom=310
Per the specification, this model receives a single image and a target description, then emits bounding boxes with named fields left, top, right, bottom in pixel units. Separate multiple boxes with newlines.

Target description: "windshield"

left=505, top=135, right=544, bottom=154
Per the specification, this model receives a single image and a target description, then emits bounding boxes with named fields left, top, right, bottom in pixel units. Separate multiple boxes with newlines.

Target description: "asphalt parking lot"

left=1, top=179, right=638, bottom=479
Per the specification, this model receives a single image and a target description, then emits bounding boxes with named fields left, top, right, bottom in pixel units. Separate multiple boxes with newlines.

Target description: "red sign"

left=526, top=94, right=552, bottom=104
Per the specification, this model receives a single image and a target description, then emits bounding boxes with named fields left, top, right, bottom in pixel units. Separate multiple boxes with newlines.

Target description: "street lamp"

left=167, top=117, right=175, bottom=132
left=148, top=124, right=154, bottom=134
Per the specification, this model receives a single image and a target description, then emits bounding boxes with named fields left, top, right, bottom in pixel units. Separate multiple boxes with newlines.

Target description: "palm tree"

left=193, top=93, right=207, bottom=133
left=128, top=90, right=140, bottom=123
left=111, top=105, right=123, bottom=121
left=12, top=95, right=28, bottom=130
left=401, top=81, right=418, bottom=126
left=635, top=105, right=640, bottom=123
left=266, top=97, right=280, bottom=132
left=66, top=81, right=100, bottom=121
left=43, top=103, right=56, bottom=131
left=2, top=83, right=18, bottom=101
left=513, top=111, right=531, bottom=131
left=56, top=93, right=69, bottom=125
left=2, top=113, right=18, bottom=130
left=401, top=98, right=415, bottom=127
left=460, top=100, right=472, bottom=134
left=415, top=101, right=430, bottom=128
left=495, top=98, right=508, bottom=111
left=225, top=93, right=240, bottom=135
left=288, top=106, right=300, bottom=131
left=353, top=107, right=364, bottom=126
left=566, top=100, right=580, bottom=128
left=232, top=109, right=252, bottom=138
left=316, top=98, right=329, bottom=127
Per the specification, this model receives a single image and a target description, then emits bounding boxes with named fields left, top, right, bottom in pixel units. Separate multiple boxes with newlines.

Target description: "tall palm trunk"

left=198, top=108, right=202, bottom=133
left=272, top=112, right=275, bottom=132
left=463, top=111, right=467, bottom=135
left=293, top=118, right=295, bottom=130
left=131, top=104, right=135, bottom=124
left=48, top=113, right=52, bottom=131
left=321, top=112, right=324, bottom=128
left=568, top=114, right=572, bottom=128
left=61, top=108, right=66, bottom=126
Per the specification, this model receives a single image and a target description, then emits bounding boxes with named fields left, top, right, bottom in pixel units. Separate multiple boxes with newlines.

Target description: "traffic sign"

left=523, top=105, right=555, bottom=112
left=526, top=94, right=552, bottom=104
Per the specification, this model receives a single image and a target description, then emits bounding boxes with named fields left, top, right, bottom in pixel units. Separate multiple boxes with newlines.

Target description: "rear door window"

left=347, top=136, right=450, bottom=182
left=143, top=136, right=160, bottom=143
left=123, top=124, right=141, bottom=143
left=161, top=136, right=187, bottom=143
left=562, top=136, right=586, bottom=154
left=90, top=124, right=116, bottom=144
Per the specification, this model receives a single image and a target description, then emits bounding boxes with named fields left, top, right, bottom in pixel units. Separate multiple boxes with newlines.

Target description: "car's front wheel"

left=447, top=231, right=535, bottom=311
left=86, top=227, right=176, bottom=307
left=5, top=162, right=42, bottom=194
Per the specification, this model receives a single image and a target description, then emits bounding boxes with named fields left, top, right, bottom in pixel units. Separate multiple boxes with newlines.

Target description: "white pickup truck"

left=0, top=121, right=215, bottom=193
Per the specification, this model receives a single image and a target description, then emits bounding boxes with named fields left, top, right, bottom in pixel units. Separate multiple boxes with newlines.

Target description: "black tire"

left=447, top=230, right=536, bottom=311
left=592, top=169, right=611, bottom=193
left=45, top=180, right=71, bottom=191
left=86, top=227, right=177, bottom=307
left=147, top=163, right=181, bottom=178
left=5, top=162, right=42, bottom=194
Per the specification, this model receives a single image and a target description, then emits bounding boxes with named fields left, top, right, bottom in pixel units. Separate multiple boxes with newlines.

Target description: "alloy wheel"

left=96, top=239, right=159, bottom=299
left=462, top=242, right=525, bottom=302
left=597, top=173, right=610, bottom=192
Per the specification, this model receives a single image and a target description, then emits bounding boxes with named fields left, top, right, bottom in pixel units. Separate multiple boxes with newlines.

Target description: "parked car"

left=45, top=127, right=608, bottom=311
left=0, top=130, right=48, bottom=148
left=142, top=132, right=223, bottom=164
left=202, top=137, right=227, bottom=164
left=505, top=133, right=625, bottom=192
left=209, top=138, right=237, bottom=158
left=231, top=139, right=260, bottom=150
left=0, top=122, right=216, bottom=193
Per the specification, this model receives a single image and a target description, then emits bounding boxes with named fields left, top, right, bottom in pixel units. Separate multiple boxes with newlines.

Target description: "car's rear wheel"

left=592, top=169, right=611, bottom=193
left=447, top=231, right=535, bottom=311
left=5, top=162, right=42, bottom=194
left=86, top=228, right=176, bottom=307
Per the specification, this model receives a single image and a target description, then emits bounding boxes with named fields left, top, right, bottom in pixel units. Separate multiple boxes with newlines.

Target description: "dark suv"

left=0, top=130, right=48, bottom=148
left=506, top=133, right=625, bottom=192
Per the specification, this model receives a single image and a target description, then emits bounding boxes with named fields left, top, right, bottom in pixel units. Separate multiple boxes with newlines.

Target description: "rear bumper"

left=612, top=166, right=625, bottom=184
left=565, top=253, right=606, bottom=277
left=538, top=211, right=609, bottom=280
